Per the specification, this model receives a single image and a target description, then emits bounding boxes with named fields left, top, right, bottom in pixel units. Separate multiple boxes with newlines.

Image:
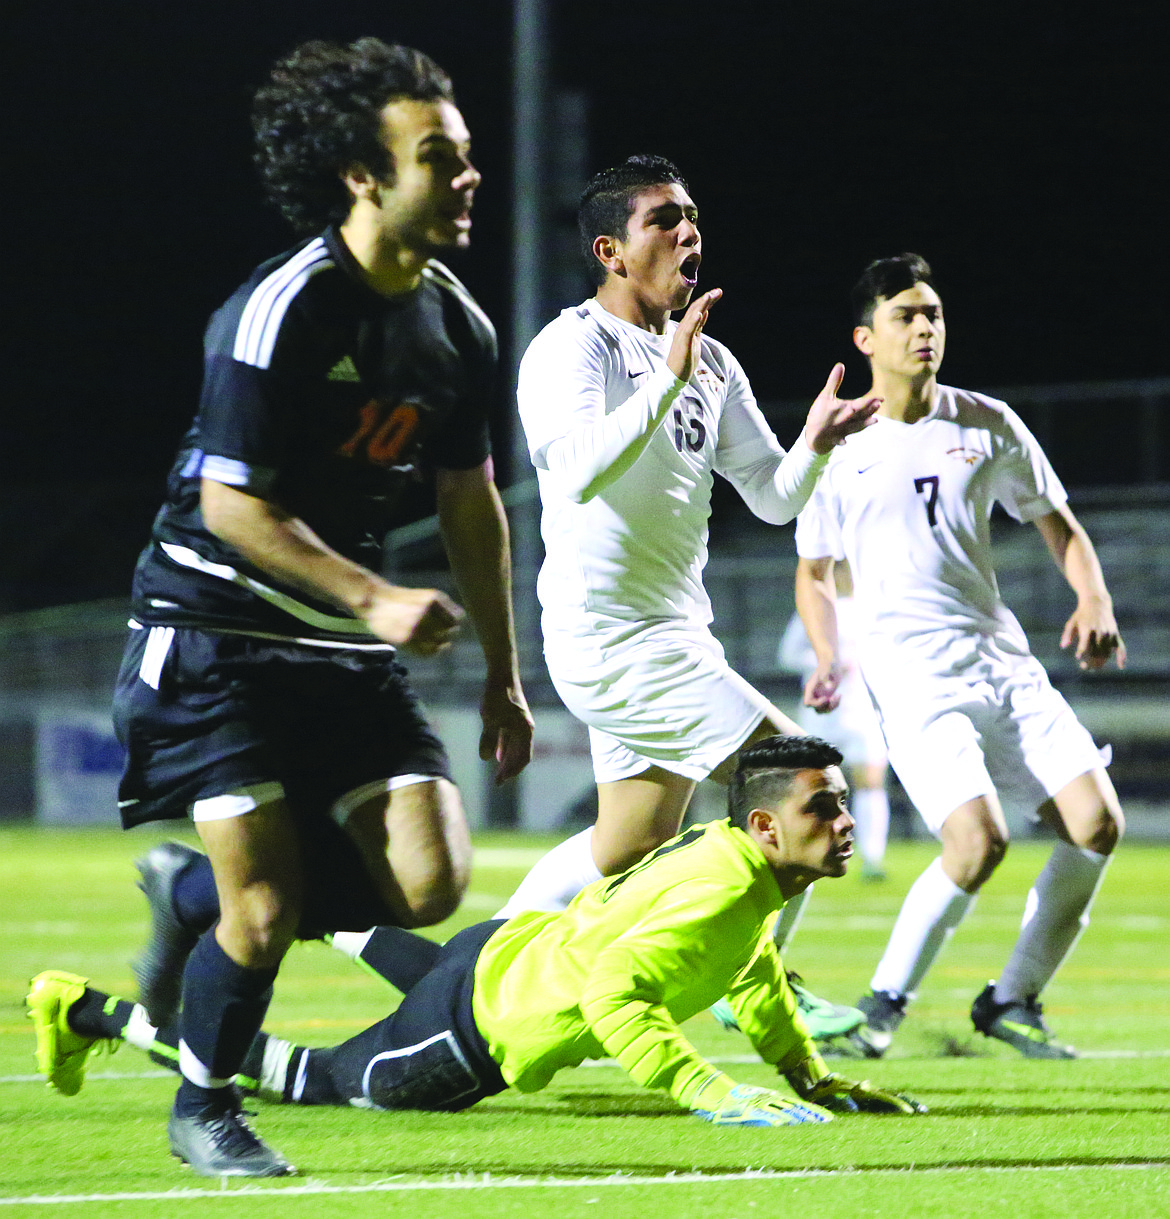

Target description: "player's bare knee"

left=398, top=871, right=467, bottom=927
left=220, top=884, right=299, bottom=963
left=1073, top=804, right=1124, bottom=856
left=943, top=826, right=1007, bottom=891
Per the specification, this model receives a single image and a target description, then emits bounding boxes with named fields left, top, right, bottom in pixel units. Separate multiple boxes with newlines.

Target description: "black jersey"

left=130, top=227, right=495, bottom=642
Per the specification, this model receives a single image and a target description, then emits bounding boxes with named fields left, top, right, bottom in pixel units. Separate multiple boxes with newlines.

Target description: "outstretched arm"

left=718, top=365, right=879, bottom=527
left=578, top=899, right=830, bottom=1126
left=1033, top=505, right=1126, bottom=671
left=437, top=460, right=534, bottom=783
left=726, top=919, right=925, bottom=1116
left=794, top=556, right=842, bottom=711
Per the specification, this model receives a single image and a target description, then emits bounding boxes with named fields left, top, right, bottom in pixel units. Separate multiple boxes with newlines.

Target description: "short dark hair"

left=252, top=38, right=455, bottom=234
left=578, top=155, right=689, bottom=286
left=851, top=252, right=937, bottom=328
left=727, top=735, right=844, bottom=832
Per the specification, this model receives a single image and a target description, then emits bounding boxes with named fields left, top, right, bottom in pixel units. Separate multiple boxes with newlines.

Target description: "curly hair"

left=727, top=735, right=844, bottom=831
left=252, top=38, right=455, bottom=234
left=577, top=154, right=689, bottom=286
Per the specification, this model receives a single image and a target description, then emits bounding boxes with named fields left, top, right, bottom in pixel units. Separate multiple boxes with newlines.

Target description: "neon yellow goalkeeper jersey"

left=471, top=818, right=816, bottom=1109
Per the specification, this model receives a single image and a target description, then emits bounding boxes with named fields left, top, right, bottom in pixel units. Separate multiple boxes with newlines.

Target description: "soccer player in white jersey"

left=497, top=155, right=878, bottom=1033
left=794, top=253, right=1125, bottom=1059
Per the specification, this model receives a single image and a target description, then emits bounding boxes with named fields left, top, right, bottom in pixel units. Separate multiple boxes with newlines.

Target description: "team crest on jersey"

left=946, top=446, right=985, bottom=466
left=695, top=364, right=724, bottom=386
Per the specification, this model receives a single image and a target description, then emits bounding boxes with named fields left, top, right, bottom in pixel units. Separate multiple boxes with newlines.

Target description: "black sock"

left=291, top=1047, right=344, bottom=1106
left=173, top=930, right=278, bottom=1117
left=358, top=926, right=443, bottom=991
left=66, top=988, right=136, bottom=1041
left=172, top=854, right=220, bottom=933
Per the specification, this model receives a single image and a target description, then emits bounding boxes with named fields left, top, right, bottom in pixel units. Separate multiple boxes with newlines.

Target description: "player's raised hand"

left=1061, top=598, right=1127, bottom=671
left=804, top=364, right=881, bottom=455
left=480, top=682, right=535, bottom=784
left=803, top=659, right=842, bottom=713
left=363, top=586, right=465, bottom=655
left=667, top=288, right=722, bottom=383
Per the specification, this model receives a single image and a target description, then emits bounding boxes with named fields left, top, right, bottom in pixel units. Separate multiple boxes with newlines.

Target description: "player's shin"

left=994, top=840, right=1110, bottom=1003
left=172, top=932, right=278, bottom=1117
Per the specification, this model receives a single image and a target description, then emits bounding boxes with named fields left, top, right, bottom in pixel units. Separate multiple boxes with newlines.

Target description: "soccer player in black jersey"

left=110, top=38, right=532, bottom=1177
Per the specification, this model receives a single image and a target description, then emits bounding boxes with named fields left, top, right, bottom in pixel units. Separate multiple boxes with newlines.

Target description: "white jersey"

left=519, top=298, right=826, bottom=642
left=794, top=385, right=1066, bottom=665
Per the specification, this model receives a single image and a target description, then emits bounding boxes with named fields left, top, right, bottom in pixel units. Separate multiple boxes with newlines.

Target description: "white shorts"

left=797, top=671, right=887, bottom=768
left=543, top=618, right=773, bottom=783
left=863, top=632, right=1102, bottom=835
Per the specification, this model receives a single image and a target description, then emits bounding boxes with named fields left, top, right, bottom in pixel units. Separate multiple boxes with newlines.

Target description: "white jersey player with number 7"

left=497, top=156, right=879, bottom=1036
left=794, top=253, right=1125, bottom=1059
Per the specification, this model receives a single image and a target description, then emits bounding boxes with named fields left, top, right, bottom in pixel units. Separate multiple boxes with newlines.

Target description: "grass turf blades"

left=1, top=826, right=1168, bottom=1216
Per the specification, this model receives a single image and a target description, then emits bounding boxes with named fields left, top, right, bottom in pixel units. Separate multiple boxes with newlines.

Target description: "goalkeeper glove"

left=785, top=1056, right=925, bottom=1115
left=693, top=1083, right=833, bottom=1127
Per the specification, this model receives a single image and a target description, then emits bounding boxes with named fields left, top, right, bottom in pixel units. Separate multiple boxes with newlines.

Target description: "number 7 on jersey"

left=914, top=475, right=939, bottom=526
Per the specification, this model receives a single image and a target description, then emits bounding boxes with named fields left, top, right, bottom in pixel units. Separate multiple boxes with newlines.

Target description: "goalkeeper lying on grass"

left=30, top=735, right=922, bottom=1126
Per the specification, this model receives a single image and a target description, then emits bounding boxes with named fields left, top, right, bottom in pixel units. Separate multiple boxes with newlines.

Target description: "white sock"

left=852, top=788, right=890, bottom=867
left=330, top=929, right=376, bottom=962
left=870, top=857, right=977, bottom=999
left=994, top=842, right=1110, bottom=1005
left=495, top=827, right=602, bottom=918
left=123, top=1004, right=159, bottom=1052
left=258, top=1035, right=296, bottom=1102
left=773, top=886, right=812, bottom=954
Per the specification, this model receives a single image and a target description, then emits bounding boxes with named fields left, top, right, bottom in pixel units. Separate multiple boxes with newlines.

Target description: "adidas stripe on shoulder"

left=233, top=239, right=334, bottom=370
left=422, top=259, right=496, bottom=340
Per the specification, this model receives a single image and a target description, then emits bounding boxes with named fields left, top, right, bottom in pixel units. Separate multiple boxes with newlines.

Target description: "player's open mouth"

left=679, top=254, right=701, bottom=287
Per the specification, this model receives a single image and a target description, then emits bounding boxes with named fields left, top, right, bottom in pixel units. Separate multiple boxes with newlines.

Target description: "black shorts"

left=306, top=920, right=507, bottom=1111
left=112, top=625, right=452, bottom=831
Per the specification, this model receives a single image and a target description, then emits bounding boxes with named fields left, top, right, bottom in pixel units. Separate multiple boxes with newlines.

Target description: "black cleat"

left=846, top=989, right=908, bottom=1058
left=970, top=981, right=1077, bottom=1059
left=168, top=1103, right=295, bottom=1178
left=133, top=841, right=201, bottom=1027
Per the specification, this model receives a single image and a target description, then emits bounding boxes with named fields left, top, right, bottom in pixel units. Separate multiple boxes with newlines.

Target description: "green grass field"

left=2, top=826, right=1168, bottom=1217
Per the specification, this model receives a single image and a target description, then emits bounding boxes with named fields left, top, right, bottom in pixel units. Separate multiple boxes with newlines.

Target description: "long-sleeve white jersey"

left=794, top=386, right=1066, bottom=667
left=518, top=298, right=827, bottom=633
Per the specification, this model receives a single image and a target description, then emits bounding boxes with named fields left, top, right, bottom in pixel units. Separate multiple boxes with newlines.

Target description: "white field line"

left=2, top=1161, right=1168, bottom=1206
left=5, top=1046, right=1170, bottom=1087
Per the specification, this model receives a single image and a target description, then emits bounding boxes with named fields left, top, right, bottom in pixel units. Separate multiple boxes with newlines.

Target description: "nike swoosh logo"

left=1000, top=1019, right=1049, bottom=1043
left=857, top=463, right=881, bottom=475
left=628, top=368, right=648, bottom=378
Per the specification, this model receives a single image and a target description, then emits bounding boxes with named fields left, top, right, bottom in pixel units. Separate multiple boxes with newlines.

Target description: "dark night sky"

left=3, top=2, right=1167, bottom=609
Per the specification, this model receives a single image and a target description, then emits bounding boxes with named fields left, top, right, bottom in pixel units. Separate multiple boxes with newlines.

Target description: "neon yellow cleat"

left=26, top=970, right=114, bottom=1096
